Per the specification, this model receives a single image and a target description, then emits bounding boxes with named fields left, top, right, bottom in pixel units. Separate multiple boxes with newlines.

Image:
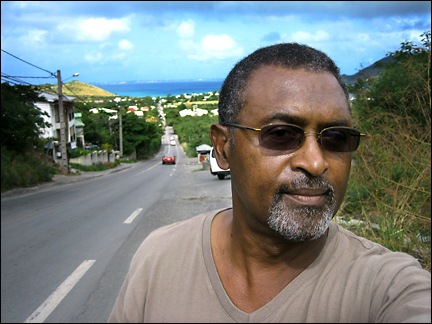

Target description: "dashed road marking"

left=123, top=208, right=143, bottom=224
left=24, top=259, right=96, bottom=323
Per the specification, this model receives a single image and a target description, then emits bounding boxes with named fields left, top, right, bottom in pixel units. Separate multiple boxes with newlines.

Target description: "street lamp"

left=62, top=73, right=79, bottom=83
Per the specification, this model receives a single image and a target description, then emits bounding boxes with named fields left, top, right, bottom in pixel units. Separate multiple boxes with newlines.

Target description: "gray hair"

left=218, top=43, right=350, bottom=125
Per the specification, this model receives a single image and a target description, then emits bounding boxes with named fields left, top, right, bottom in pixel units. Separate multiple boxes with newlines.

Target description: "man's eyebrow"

left=260, top=113, right=306, bottom=126
left=260, top=113, right=351, bottom=128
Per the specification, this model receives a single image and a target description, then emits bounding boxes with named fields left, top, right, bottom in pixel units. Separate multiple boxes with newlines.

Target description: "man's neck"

left=211, top=208, right=328, bottom=313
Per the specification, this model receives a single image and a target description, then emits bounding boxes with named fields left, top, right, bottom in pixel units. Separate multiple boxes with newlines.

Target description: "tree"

left=121, top=112, right=163, bottom=159
left=1, top=83, right=51, bottom=153
left=349, top=31, right=431, bottom=129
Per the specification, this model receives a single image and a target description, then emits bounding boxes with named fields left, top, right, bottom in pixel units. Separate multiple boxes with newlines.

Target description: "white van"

left=209, top=147, right=230, bottom=180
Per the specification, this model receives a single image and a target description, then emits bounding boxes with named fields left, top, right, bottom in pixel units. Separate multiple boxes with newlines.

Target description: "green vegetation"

left=74, top=96, right=163, bottom=159
left=1, top=83, right=57, bottom=191
left=338, top=31, right=431, bottom=270
left=70, top=161, right=119, bottom=172
left=1, top=146, right=57, bottom=192
left=1, top=83, right=51, bottom=153
left=122, top=112, right=163, bottom=159
left=171, top=114, right=218, bottom=157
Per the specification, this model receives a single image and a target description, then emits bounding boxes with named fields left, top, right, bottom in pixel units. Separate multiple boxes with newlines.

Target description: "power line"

left=1, top=49, right=57, bottom=77
left=5, top=75, right=53, bottom=79
left=1, top=73, right=33, bottom=86
left=62, top=83, right=86, bottom=101
left=1, top=50, right=83, bottom=100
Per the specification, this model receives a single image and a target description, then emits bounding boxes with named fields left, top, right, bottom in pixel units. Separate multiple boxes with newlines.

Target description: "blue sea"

left=91, top=80, right=224, bottom=98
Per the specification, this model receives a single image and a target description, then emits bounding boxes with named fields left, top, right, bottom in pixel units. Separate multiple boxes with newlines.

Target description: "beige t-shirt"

left=108, top=208, right=431, bottom=323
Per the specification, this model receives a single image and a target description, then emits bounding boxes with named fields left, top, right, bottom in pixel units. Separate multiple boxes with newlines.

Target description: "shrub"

left=1, top=147, right=56, bottom=191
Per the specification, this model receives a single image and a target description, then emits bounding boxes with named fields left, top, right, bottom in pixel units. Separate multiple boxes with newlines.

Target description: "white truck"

left=209, top=147, right=230, bottom=180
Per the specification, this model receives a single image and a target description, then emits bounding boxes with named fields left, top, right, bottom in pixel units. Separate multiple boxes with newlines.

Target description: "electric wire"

left=5, top=75, right=53, bottom=78
left=62, top=83, right=86, bottom=101
left=2, top=49, right=84, bottom=102
left=1, top=49, right=57, bottom=77
left=1, top=73, right=33, bottom=86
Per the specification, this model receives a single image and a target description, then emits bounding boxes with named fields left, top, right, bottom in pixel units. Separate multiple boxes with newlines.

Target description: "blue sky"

left=1, top=1, right=430, bottom=85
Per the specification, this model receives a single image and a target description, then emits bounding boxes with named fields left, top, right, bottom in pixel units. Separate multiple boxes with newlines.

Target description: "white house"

left=36, top=92, right=76, bottom=143
left=89, top=107, right=118, bottom=120
left=179, top=106, right=209, bottom=117
left=35, top=92, right=76, bottom=164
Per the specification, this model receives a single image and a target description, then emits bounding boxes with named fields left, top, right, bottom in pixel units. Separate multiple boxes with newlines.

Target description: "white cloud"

left=77, top=17, right=130, bottom=42
left=290, top=30, right=330, bottom=43
left=84, top=52, right=103, bottom=63
left=180, top=34, right=243, bottom=60
left=176, top=20, right=195, bottom=38
left=18, top=29, right=48, bottom=45
left=118, top=39, right=134, bottom=50
left=202, top=35, right=235, bottom=52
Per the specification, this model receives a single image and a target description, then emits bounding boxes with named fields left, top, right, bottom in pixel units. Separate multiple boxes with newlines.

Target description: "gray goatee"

left=267, top=176, right=336, bottom=242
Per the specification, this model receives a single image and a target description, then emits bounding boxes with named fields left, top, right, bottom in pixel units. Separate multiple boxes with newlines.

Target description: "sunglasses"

left=223, top=123, right=366, bottom=153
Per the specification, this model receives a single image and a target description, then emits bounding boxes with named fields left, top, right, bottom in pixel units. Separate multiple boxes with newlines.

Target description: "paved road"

left=1, top=127, right=232, bottom=323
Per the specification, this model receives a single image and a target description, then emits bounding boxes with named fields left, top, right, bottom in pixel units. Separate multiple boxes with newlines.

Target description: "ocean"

left=91, top=80, right=224, bottom=98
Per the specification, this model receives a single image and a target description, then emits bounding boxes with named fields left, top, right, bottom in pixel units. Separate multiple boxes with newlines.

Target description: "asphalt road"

left=1, top=127, right=232, bottom=323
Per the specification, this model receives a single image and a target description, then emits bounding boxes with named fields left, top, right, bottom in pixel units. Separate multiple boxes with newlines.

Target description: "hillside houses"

left=178, top=105, right=218, bottom=117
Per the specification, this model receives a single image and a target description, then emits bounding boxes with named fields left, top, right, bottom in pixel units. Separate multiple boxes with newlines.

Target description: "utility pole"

left=114, top=97, right=123, bottom=157
left=119, top=106, right=123, bottom=157
left=57, top=70, right=68, bottom=170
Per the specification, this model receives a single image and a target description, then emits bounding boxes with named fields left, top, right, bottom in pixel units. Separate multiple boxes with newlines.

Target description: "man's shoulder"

left=330, top=222, right=426, bottom=272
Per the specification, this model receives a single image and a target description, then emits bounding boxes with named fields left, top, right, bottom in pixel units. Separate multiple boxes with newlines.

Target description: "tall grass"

left=338, top=110, right=431, bottom=270
left=1, top=146, right=57, bottom=192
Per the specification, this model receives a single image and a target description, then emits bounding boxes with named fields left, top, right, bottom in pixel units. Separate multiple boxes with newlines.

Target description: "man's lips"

left=284, top=188, right=328, bottom=205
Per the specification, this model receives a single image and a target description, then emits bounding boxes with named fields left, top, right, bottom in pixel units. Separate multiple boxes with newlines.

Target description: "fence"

left=69, top=150, right=116, bottom=166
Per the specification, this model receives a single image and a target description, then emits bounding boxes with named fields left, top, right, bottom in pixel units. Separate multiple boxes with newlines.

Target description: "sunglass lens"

left=321, top=128, right=361, bottom=152
left=259, top=125, right=304, bottom=150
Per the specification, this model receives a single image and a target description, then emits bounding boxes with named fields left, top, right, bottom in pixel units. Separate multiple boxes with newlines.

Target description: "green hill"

left=342, top=56, right=394, bottom=84
left=38, top=80, right=116, bottom=98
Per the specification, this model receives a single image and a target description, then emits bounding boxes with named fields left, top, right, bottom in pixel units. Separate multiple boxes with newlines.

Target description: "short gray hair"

left=218, top=43, right=350, bottom=125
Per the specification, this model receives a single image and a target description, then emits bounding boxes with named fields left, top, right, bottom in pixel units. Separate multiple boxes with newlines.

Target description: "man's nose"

left=289, top=134, right=329, bottom=177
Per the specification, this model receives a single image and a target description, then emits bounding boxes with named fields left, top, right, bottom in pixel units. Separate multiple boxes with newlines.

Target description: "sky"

left=1, top=1, right=431, bottom=85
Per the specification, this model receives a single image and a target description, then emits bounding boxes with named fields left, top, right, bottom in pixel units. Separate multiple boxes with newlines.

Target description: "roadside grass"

left=69, top=161, right=119, bottom=172
left=1, top=147, right=57, bottom=192
left=336, top=111, right=431, bottom=270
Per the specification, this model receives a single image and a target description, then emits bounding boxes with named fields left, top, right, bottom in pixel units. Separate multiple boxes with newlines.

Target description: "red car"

left=162, top=154, right=176, bottom=164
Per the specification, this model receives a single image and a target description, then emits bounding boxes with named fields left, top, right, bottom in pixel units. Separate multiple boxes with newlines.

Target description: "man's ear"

left=209, top=123, right=231, bottom=170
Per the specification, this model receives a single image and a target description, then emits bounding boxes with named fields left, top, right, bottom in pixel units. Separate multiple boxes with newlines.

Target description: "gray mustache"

left=275, top=176, right=335, bottom=199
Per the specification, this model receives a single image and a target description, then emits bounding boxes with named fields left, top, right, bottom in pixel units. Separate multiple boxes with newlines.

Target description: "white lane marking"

left=123, top=208, right=143, bottom=224
left=170, top=165, right=177, bottom=177
left=24, top=259, right=96, bottom=323
left=138, top=163, right=159, bottom=174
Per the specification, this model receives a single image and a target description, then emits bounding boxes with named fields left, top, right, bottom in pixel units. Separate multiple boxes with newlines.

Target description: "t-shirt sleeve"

left=370, top=252, right=431, bottom=323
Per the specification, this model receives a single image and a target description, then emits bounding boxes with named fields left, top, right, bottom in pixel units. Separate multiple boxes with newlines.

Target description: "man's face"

left=227, top=66, right=353, bottom=241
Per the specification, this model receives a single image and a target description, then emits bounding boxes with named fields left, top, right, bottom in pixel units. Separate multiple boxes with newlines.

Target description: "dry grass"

left=337, top=111, right=431, bottom=270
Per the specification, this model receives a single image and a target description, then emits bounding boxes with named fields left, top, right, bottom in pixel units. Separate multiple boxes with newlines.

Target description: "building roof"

left=38, top=92, right=75, bottom=102
left=196, top=144, right=212, bottom=153
left=74, top=112, right=85, bottom=127
left=75, top=119, right=85, bottom=127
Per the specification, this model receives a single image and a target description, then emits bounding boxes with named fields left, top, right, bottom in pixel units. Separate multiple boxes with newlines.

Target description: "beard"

left=267, top=176, right=336, bottom=242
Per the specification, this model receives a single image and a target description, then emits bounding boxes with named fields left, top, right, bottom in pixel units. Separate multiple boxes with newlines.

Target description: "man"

left=109, top=43, right=430, bottom=322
